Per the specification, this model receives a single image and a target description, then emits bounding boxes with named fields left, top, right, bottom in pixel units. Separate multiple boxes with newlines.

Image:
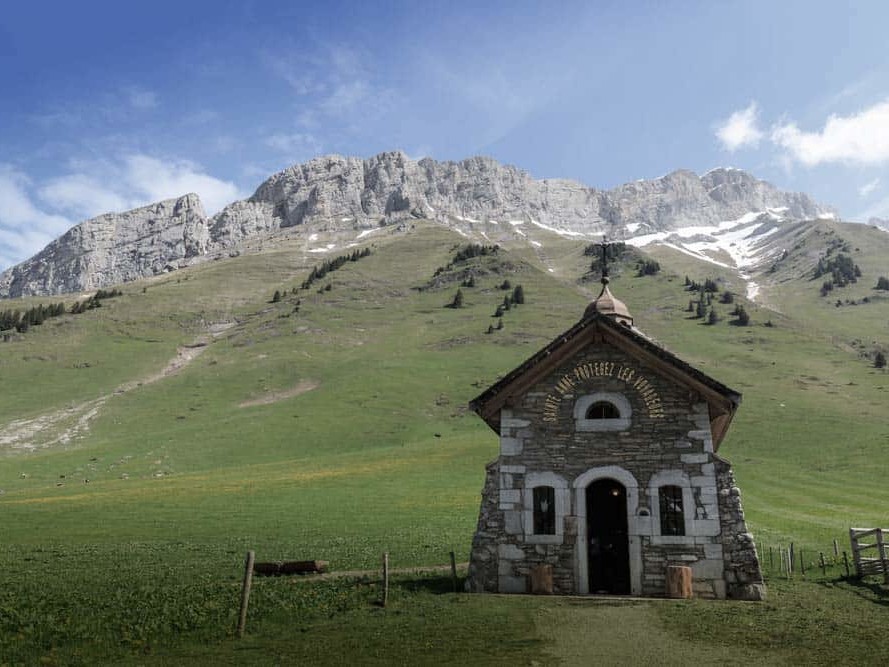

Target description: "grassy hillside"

left=1, top=220, right=887, bottom=663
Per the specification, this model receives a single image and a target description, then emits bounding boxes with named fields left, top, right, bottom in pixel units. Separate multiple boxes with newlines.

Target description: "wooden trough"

left=253, top=560, right=329, bottom=577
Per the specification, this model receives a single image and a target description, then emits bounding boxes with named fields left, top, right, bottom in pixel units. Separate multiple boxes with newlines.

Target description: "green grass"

left=2, top=220, right=888, bottom=662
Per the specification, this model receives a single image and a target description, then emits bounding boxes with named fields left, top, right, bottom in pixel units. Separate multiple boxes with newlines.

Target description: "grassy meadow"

left=1, top=221, right=888, bottom=664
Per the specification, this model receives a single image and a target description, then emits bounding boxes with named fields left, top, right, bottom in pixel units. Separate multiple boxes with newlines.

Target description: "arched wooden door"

left=586, top=478, right=630, bottom=594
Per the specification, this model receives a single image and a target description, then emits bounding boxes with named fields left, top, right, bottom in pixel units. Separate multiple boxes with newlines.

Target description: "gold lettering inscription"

left=542, top=361, right=665, bottom=421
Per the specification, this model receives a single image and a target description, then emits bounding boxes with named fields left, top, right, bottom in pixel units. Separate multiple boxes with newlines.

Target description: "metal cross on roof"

left=600, top=236, right=611, bottom=286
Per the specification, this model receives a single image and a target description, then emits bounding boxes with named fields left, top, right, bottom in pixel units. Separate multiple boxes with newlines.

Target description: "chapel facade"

left=465, top=269, right=765, bottom=600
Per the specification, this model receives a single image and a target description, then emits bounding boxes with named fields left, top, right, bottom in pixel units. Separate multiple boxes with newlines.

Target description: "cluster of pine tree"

left=586, top=242, right=627, bottom=274
left=70, top=289, right=122, bottom=314
left=684, top=276, right=719, bottom=293
left=0, top=303, right=66, bottom=333
left=729, top=304, right=750, bottom=326
left=1, top=288, right=123, bottom=339
left=486, top=284, right=525, bottom=333
left=636, top=259, right=660, bottom=276
left=682, top=279, right=747, bottom=327
left=452, top=243, right=499, bottom=263
left=299, top=247, right=372, bottom=291
left=433, top=244, right=500, bottom=278
left=493, top=285, right=525, bottom=317
left=875, top=276, right=889, bottom=291
left=815, top=253, right=861, bottom=295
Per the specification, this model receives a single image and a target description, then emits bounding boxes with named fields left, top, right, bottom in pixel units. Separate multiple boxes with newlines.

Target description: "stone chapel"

left=465, top=262, right=765, bottom=600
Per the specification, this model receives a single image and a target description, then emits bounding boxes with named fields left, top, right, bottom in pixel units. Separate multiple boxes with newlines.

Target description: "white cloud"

left=715, top=103, right=764, bottom=152
left=264, top=44, right=392, bottom=132
left=0, top=156, right=246, bottom=271
left=51, top=155, right=244, bottom=218
left=123, top=155, right=244, bottom=214
left=39, top=174, right=132, bottom=220
left=771, top=99, right=889, bottom=167
left=859, top=177, right=881, bottom=198
left=0, top=165, right=72, bottom=270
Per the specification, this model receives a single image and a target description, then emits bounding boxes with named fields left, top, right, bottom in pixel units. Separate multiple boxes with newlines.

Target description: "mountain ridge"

left=0, top=151, right=834, bottom=297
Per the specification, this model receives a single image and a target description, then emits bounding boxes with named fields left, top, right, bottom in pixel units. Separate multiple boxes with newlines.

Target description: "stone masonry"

left=467, top=312, right=765, bottom=600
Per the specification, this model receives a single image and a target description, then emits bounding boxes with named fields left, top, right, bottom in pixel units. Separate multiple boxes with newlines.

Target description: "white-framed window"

left=648, top=470, right=695, bottom=542
left=532, top=486, right=556, bottom=535
left=658, top=485, right=685, bottom=536
left=523, top=472, right=569, bottom=544
left=574, top=392, right=632, bottom=432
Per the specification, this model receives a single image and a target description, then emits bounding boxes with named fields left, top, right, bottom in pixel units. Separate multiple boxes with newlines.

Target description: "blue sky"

left=2, top=0, right=888, bottom=270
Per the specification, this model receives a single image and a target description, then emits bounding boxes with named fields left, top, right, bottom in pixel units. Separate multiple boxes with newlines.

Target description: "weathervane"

left=600, top=236, right=610, bottom=287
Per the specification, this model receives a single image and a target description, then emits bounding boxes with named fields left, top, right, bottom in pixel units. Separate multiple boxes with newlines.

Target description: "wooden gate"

left=849, top=528, right=889, bottom=583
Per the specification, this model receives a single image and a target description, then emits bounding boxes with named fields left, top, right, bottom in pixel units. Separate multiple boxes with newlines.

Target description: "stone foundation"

left=465, top=340, right=765, bottom=600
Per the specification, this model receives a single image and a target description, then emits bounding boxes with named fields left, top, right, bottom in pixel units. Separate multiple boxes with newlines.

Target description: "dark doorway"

left=586, top=479, right=630, bottom=594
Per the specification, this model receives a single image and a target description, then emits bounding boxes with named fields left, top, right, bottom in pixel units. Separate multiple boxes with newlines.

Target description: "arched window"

left=532, top=486, right=556, bottom=535
left=574, top=392, right=632, bottom=432
left=586, top=401, right=620, bottom=420
left=658, top=485, right=685, bottom=536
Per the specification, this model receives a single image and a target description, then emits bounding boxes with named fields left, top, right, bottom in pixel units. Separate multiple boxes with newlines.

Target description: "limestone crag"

left=214, top=153, right=829, bottom=239
left=0, top=194, right=209, bottom=297
left=0, top=151, right=833, bottom=297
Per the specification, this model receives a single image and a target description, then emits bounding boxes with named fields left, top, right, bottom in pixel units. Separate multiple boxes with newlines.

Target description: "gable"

left=471, top=313, right=741, bottom=449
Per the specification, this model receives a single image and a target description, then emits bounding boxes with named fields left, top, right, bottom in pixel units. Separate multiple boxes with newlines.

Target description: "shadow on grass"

left=395, top=574, right=462, bottom=595
left=820, top=576, right=889, bottom=607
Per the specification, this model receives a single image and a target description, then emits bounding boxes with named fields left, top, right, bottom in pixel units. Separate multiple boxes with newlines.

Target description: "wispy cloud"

left=859, top=177, right=881, bottom=198
left=0, top=155, right=248, bottom=271
left=715, top=103, right=764, bottom=152
left=0, top=165, right=72, bottom=270
left=771, top=99, right=889, bottom=167
left=263, top=43, right=393, bottom=135
left=41, top=155, right=245, bottom=220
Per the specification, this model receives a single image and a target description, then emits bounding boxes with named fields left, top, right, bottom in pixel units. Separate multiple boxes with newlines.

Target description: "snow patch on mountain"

left=626, top=208, right=793, bottom=302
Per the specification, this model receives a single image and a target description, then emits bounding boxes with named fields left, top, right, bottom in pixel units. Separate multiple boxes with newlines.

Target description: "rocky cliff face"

left=0, top=194, right=208, bottom=297
left=214, top=153, right=829, bottom=238
left=0, top=152, right=832, bottom=297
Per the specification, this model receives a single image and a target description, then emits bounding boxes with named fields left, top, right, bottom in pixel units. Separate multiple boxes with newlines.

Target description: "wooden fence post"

left=237, top=550, right=255, bottom=639
left=768, top=546, right=773, bottom=573
left=842, top=551, right=850, bottom=578
left=449, top=551, right=458, bottom=593
left=799, top=549, right=805, bottom=576
left=849, top=528, right=859, bottom=577
left=877, top=529, right=889, bottom=585
left=833, top=539, right=839, bottom=557
left=382, top=552, right=390, bottom=608
left=820, top=552, right=827, bottom=576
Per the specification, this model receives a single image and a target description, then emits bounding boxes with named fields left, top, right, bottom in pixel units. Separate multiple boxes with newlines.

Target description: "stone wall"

left=466, top=338, right=765, bottom=599
left=716, top=458, right=766, bottom=600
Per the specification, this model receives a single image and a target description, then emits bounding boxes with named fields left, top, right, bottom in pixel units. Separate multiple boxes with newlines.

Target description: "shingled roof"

left=470, top=310, right=742, bottom=450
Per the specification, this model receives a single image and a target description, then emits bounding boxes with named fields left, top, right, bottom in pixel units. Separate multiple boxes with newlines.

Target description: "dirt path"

left=0, top=329, right=224, bottom=455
